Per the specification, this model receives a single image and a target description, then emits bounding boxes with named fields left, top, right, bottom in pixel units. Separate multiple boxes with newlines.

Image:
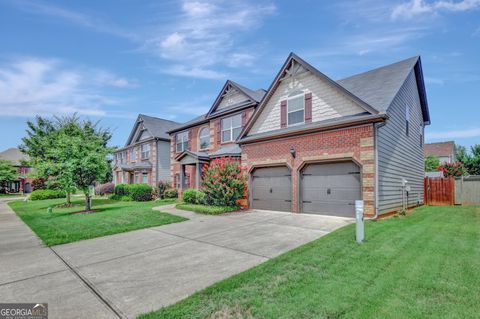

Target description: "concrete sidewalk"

left=1, top=202, right=353, bottom=319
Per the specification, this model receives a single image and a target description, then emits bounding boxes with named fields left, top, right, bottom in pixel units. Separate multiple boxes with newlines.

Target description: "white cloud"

left=392, top=0, right=480, bottom=20
left=145, top=0, right=276, bottom=78
left=427, top=127, right=480, bottom=139
left=0, top=57, right=135, bottom=117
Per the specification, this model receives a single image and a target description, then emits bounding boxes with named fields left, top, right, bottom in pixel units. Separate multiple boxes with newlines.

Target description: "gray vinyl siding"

left=377, top=70, right=425, bottom=214
left=156, top=140, right=171, bottom=183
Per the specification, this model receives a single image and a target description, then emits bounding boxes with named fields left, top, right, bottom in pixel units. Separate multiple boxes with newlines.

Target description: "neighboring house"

left=237, top=53, right=430, bottom=218
left=0, top=148, right=33, bottom=193
left=112, top=114, right=180, bottom=186
left=424, top=141, right=455, bottom=164
left=168, top=80, right=265, bottom=189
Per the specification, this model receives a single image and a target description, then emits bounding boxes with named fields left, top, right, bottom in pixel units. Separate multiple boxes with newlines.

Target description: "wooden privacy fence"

left=455, top=175, right=480, bottom=205
left=424, top=176, right=454, bottom=206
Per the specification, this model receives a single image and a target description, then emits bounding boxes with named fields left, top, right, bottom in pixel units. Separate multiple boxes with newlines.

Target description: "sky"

left=0, top=0, right=479, bottom=151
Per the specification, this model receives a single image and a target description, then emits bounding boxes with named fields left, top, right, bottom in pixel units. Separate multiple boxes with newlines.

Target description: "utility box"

left=355, top=200, right=364, bottom=243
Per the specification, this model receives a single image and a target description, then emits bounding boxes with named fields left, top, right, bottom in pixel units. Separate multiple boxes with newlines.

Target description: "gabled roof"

left=424, top=141, right=455, bottom=157
left=240, top=52, right=380, bottom=139
left=206, top=80, right=265, bottom=117
left=240, top=53, right=431, bottom=141
left=0, top=148, right=29, bottom=166
left=125, top=114, right=180, bottom=146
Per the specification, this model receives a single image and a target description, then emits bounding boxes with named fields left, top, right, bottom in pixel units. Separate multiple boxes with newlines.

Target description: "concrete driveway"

left=0, top=202, right=353, bottom=319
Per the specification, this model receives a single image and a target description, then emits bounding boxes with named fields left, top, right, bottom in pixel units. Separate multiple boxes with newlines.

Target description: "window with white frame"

left=141, top=143, right=150, bottom=159
left=131, top=147, right=137, bottom=161
left=142, top=172, right=148, bottom=184
left=221, top=114, right=242, bottom=142
left=176, top=131, right=189, bottom=152
left=287, top=93, right=305, bottom=126
left=120, top=151, right=127, bottom=164
left=199, top=127, right=210, bottom=149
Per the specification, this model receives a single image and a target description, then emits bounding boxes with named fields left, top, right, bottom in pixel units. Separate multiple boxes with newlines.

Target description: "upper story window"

left=221, top=114, right=242, bottom=142
left=176, top=131, right=189, bottom=152
left=199, top=127, right=210, bottom=149
left=119, top=151, right=127, bottom=164
left=131, top=147, right=137, bottom=161
left=287, top=93, right=305, bottom=126
left=405, top=105, right=410, bottom=136
left=141, top=143, right=150, bottom=159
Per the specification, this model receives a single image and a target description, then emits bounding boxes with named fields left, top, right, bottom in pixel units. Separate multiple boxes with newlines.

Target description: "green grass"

left=140, top=206, right=480, bottom=319
left=9, top=198, right=186, bottom=246
left=176, top=203, right=239, bottom=215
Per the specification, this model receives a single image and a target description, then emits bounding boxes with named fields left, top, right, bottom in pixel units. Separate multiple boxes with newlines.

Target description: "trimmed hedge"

left=113, top=184, right=153, bottom=201
left=164, top=188, right=178, bottom=199
left=30, top=189, right=66, bottom=201
left=182, top=189, right=205, bottom=204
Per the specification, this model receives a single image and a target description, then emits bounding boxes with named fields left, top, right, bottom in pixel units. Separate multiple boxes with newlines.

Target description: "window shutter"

left=241, top=111, right=247, bottom=126
left=187, top=130, right=192, bottom=150
left=280, top=100, right=287, bottom=128
left=305, top=92, right=312, bottom=123
left=216, top=120, right=221, bottom=145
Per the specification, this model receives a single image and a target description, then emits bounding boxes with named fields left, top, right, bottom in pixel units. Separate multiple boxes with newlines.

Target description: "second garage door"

left=251, top=166, right=292, bottom=212
left=300, top=161, right=361, bottom=217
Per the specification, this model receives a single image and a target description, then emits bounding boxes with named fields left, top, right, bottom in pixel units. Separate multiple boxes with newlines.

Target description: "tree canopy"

left=424, top=155, right=440, bottom=172
left=455, top=144, right=480, bottom=175
left=20, top=115, right=114, bottom=210
left=0, top=160, right=17, bottom=193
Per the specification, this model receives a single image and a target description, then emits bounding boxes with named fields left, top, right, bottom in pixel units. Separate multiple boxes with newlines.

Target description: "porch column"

left=179, top=164, right=185, bottom=191
left=196, top=162, right=201, bottom=189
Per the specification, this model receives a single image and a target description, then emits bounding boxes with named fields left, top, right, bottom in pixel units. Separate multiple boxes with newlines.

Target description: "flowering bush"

left=32, top=177, right=47, bottom=190
left=157, top=180, right=172, bottom=199
left=438, top=162, right=466, bottom=177
left=202, top=158, right=246, bottom=207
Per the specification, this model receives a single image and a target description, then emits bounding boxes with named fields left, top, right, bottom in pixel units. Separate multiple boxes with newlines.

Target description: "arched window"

left=199, top=127, right=210, bottom=149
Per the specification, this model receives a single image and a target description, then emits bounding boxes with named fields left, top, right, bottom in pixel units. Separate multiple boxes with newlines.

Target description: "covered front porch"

left=175, top=151, right=210, bottom=192
left=114, top=163, right=153, bottom=185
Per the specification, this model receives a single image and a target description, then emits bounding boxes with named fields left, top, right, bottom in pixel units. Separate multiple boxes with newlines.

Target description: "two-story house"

left=239, top=53, right=430, bottom=218
left=168, top=81, right=265, bottom=190
left=113, top=114, right=180, bottom=186
left=424, top=141, right=455, bottom=164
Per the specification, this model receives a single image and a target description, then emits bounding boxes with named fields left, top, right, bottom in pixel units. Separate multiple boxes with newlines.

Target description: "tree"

left=424, top=155, right=440, bottom=172
left=21, top=115, right=113, bottom=211
left=0, top=160, right=17, bottom=193
left=455, top=144, right=480, bottom=175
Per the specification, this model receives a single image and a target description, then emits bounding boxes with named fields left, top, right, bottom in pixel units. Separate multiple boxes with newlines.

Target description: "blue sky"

left=0, top=0, right=479, bottom=151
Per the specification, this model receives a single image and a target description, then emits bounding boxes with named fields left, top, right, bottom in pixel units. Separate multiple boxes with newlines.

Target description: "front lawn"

left=9, top=198, right=186, bottom=246
left=176, top=203, right=239, bottom=215
left=141, top=205, right=480, bottom=319
left=0, top=193, right=24, bottom=197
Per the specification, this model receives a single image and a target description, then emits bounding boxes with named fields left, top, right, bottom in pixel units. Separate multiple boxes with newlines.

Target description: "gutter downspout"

left=370, top=120, right=387, bottom=220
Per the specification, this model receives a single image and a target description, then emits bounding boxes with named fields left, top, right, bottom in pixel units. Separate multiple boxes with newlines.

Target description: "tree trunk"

left=85, top=194, right=92, bottom=211
left=66, top=192, right=71, bottom=205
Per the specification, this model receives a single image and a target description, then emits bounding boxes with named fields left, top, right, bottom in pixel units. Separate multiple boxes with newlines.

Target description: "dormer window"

left=287, top=92, right=305, bottom=126
left=176, top=131, right=189, bottom=152
left=199, top=127, right=210, bottom=150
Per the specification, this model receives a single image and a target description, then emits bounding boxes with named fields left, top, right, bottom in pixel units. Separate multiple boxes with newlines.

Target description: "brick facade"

left=170, top=108, right=255, bottom=190
left=241, top=124, right=376, bottom=216
left=113, top=139, right=157, bottom=187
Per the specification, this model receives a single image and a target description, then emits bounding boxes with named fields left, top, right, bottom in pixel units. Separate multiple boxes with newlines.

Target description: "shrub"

left=95, top=182, right=115, bottom=196
left=202, top=158, right=246, bottom=207
left=438, top=162, right=466, bottom=177
left=164, top=188, right=178, bottom=199
left=30, top=189, right=66, bottom=201
left=114, top=184, right=129, bottom=196
left=157, top=180, right=172, bottom=199
left=176, top=203, right=238, bottom=215
left=182, top=188, right=205, bottom=204
left=120, top=195, right=132, bottom=201
left=128, top=184, right=153, bottom=201
left=109, top=194, right=121, bottom=200
left=32, top=177, right=46, bottom=190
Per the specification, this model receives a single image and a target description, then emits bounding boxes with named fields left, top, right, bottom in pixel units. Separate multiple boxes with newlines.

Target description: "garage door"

left=301, top=161, right=361, bottom=217
left=251, top=166, right=292, bottom=212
